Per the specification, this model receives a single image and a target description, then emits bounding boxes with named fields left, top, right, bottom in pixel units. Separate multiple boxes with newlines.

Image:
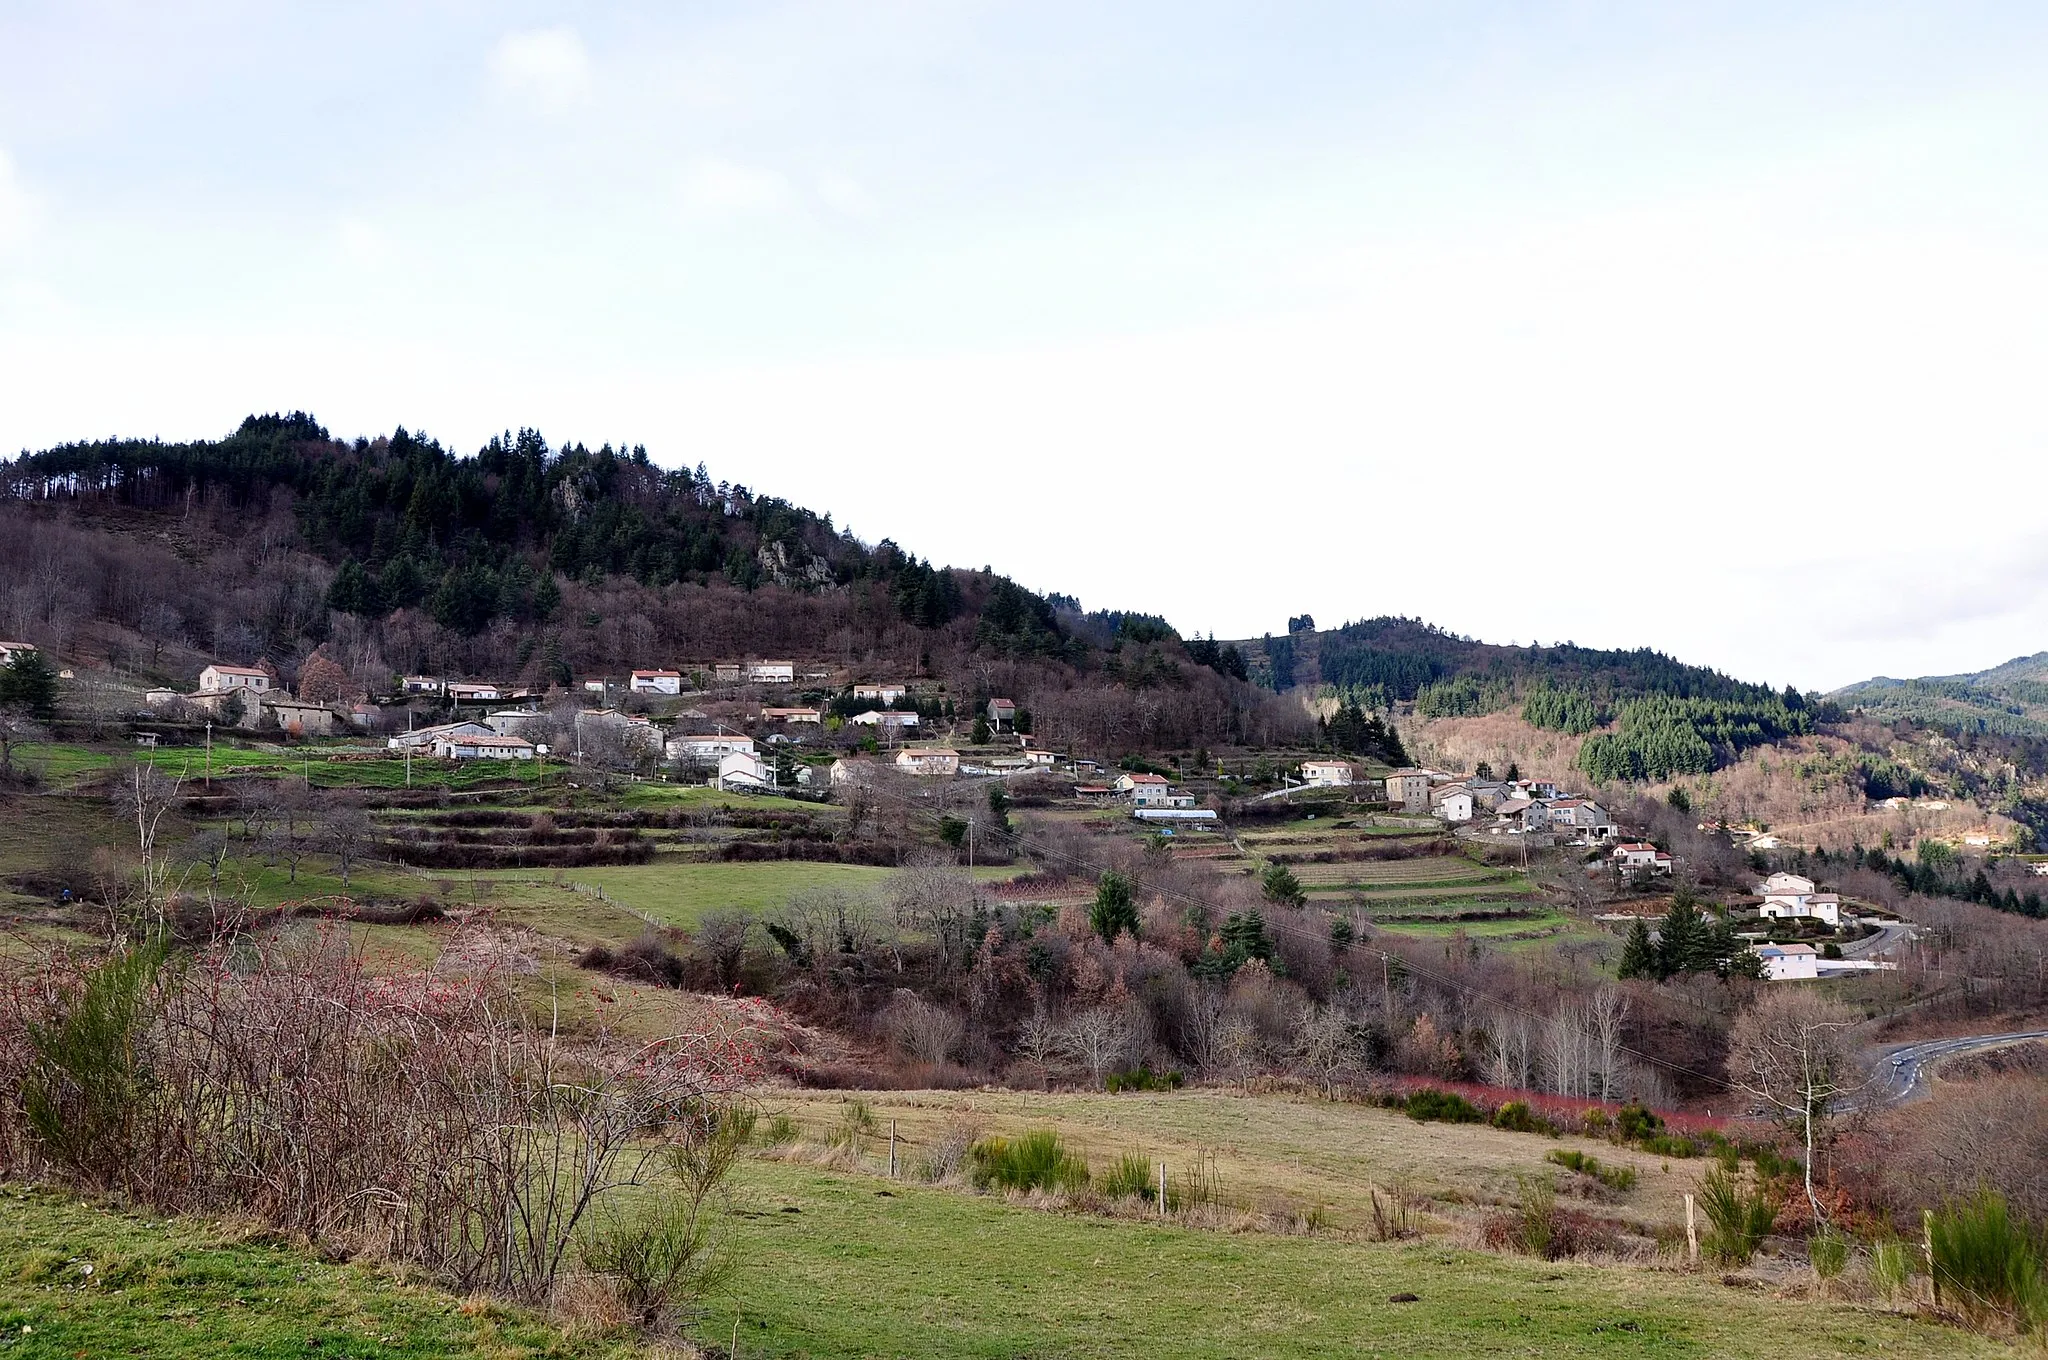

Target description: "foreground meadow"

left=708, top=1158, right=1997, bottom=1358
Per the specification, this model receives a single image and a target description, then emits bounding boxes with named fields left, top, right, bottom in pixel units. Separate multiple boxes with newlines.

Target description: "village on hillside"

left=81, top=645, right=1919, bottom=984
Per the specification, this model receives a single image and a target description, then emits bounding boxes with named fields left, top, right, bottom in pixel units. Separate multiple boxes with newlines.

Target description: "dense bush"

left=969, top=1130, right=1090, bottom=1194
left=1490, top=1100, right=1550, bottom=1134
left=1104, top=1066, right=1184, bottom=1093
left=1405, top=1088, right=1483, bottom=1124
left=1929, top=1189, right=2048, bottom=1331
left=2, top=931, right=754, bottom=1311
left=1697, top=1167, right=1777, bottom=1266
left=1096, top=1152, right=1158, bottom=1203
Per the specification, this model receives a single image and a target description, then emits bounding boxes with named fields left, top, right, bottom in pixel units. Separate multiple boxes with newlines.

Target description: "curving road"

left=1863, top=1029, right=2048, bottom=1107
left=1840, top=919, right=1914, bottom=960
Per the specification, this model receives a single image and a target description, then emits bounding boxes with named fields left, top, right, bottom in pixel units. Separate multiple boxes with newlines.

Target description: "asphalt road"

left=1863, top=1029, right=2048, bottom=1107
left=1840, top=919, right=1914, bottom=960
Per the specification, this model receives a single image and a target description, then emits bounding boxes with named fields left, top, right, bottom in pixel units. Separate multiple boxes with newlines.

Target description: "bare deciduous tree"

left=1060, top=1005, right=1140, bottom=1086
left=691, top=910, right=753, bottom=991
left=771, top=888, right=886, bottom=979
left=264, top=778, right=320, bottom=887
left=320, top=798, right=375, bottom=889
left=1291, top=1003, right=1361, bottom=1097
left=880, top=988, right=965, bottom=1066
left=1727, top=990, right=1861, bottom=1226
left=1589, top=986, right=1629, bottom=1102
left=114, top=762, right=181, bottom=926
left=887, top=858, right=979, bottom=976
left=1012, top=1004, right=1065, bottom=1085
left=1485, top=1010, right=1536, bottom=1091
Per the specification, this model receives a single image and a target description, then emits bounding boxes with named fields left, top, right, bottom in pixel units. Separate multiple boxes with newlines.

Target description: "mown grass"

left=762, top=1088, right=1696, bottom=1236
left=17, top=742, right=552, bottom=793
left=707, top=1159, right=2009, bottom=1359
left=1373, top=911, right=1572, bottom=940
left=0, top=1184, right=638, bottom=1359
left=491, top=861, right=1025, bottom=931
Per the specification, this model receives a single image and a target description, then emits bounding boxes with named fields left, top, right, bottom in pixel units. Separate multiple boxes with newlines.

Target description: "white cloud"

left=0, top=148, right=42, bottom=253
left=487, top=28, right=591, bottom=110
left=335, top=218, right=392, bottom=268
left=678, top=157, right=791, bottom=220
left=816, top=171, right=876, bottom=218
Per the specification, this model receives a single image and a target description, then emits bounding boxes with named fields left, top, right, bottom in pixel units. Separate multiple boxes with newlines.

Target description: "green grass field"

left=704, top=1159, right=2005, bottom=1359
left=484, top=861, right=1026, bottom=930
left=763, top=1087, right=1696, bottom=1234
left=2, top=1163, right=2007, bottom=1360
left=18, top=741, right=552, bottom=792
left=0, top=1184, right=636, bottom=1359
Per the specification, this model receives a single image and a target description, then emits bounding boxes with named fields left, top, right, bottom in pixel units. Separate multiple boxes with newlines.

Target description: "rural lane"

left=1860, top=1029, right=2048, bottom=1108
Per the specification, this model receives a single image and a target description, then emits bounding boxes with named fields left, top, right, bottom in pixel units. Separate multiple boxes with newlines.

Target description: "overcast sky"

left=2, top=3, right=2045, bottom=691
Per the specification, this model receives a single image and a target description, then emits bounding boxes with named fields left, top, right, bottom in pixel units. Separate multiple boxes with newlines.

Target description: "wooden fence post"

left=1924, top=1209, right=1937, bottom=1307
left=1158, top=1161, right=1167, bottom=1219
left=889, top=1119, right=898, bottom=1179
left=1684, top=1193, right=1698, bottom=1267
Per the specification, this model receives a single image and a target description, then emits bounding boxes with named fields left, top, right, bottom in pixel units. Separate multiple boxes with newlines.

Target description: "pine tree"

left=1617, top=918, right=1657, bottom=980
left=1656, top=896, right=1711, bottom=979
left=1089, top=870, right=1139, bottom=944
left=1261, top=863, right=1306, bottom=909
left=0, top=649, right=59, bottom=720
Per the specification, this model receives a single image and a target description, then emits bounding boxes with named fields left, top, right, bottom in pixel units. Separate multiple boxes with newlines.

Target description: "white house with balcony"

left=1756, top=873, right=1842, bottom=926
left=895, top=747, right=960, bottom=777
left=854, top=682, right=908, bottom=705
left=1301, top=760, right=1353, bottom=788
left=1116, top=772, right=1181, bottom=807
left=745, top=661, right=794, bottom=684
left=630, top=669, right=682, bottom=696
left=666, top=733, right=756, bottom=763
left=199, top=663, right=271, bottom=695
left=1612, top=842, right=1675, bottom=873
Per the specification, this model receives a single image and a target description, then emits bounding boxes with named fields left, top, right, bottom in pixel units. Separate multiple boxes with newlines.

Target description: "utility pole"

left=204, top=721, right=212, bottom=783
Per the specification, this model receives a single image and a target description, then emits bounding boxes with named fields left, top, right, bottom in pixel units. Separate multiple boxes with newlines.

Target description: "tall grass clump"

left=1096, top=1152, right=1157, bottom=1203
left=1869, top=1238, right=1914, bottom=1302
left=831, top=1099, right=878, bottom=1157
left=21, top=937, right=169, bottom=1186
left=969, top=1129, right=1089, bottom=1194
left=1807, top=1228, right=1849, bottom=1292
left=1513, top=1175, right=1557, bottom=1259
left=1546, top=1148, right=1637, bottom=1193
left=1929, top=1190, right=2048, bottom=1331
left=1697, top=1167, right=1777, bottom=1267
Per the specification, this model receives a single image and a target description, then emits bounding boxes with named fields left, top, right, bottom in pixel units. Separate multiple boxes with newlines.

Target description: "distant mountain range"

left=1831, top=654, right=2048, bottom=744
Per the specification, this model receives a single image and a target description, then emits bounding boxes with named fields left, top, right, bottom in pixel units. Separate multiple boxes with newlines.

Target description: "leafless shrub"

left=912, top=1117, right=984, bottom=1183
left=879, top=988, right=965, bottom=1066
left=0, top=927, right=757, bottom=1311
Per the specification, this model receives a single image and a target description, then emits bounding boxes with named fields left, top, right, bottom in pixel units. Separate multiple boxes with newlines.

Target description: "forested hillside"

left=0, top=414, right=1310, bottom=755
left=1832, top=657, right=2048, bottom=749
left=1240, top=616, right=1829, bottom=784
